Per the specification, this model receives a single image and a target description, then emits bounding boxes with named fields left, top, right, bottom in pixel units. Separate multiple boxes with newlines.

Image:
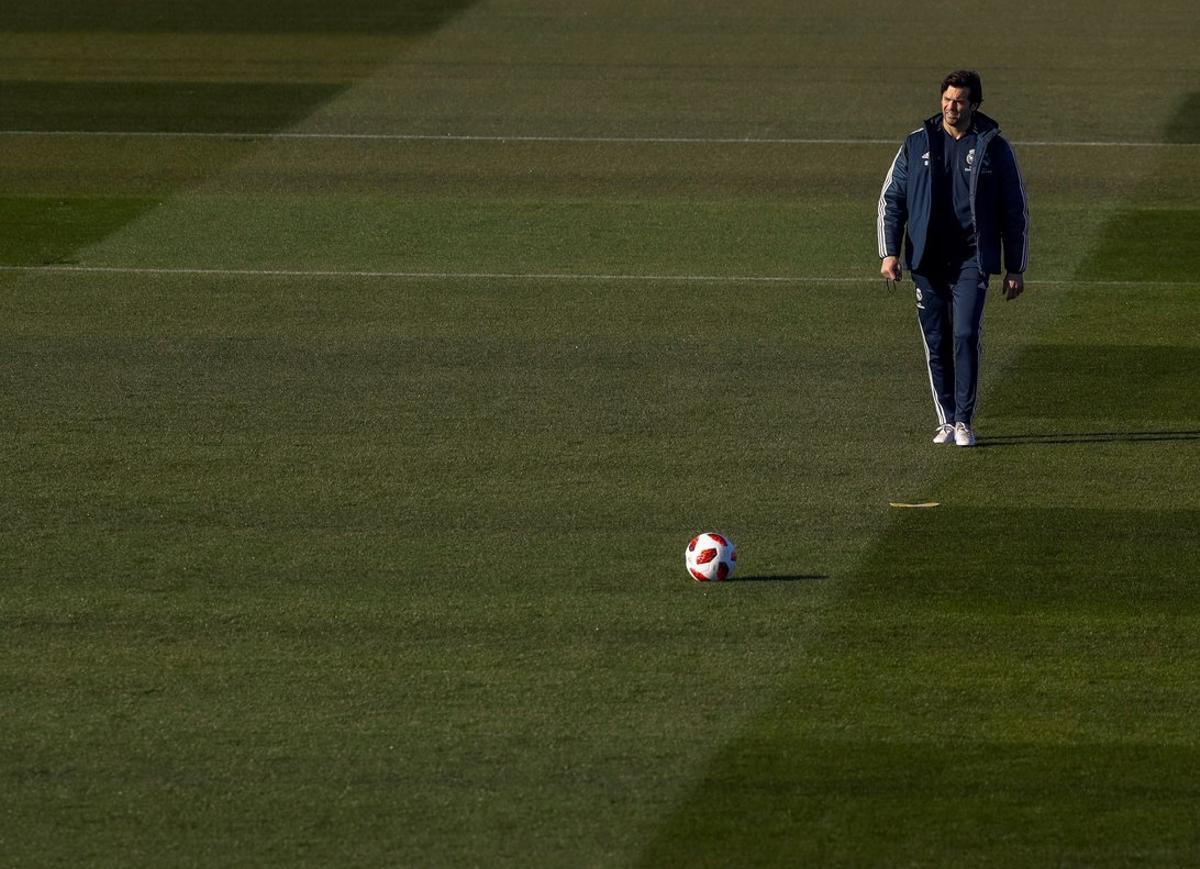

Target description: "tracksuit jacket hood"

left=877, top=110, right=1029, bottom=276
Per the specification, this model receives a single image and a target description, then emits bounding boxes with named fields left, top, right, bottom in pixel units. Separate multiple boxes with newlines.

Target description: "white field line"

left=1, top=129, right=1198, bottom=148
left=0, top=264, right=1193, bottom=287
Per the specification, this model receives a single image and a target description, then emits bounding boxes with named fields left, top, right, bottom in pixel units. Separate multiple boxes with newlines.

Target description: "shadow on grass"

left=978, top=430, right=1200, bottom=448
left=731, top=574, right=829, bottom=583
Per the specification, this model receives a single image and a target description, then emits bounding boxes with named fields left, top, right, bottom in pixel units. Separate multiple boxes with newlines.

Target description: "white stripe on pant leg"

left=969, top=279, right=988, bottom=424
left=916, top=310, right=948, bottom=426
left=966, top=324, right=983, bottom=426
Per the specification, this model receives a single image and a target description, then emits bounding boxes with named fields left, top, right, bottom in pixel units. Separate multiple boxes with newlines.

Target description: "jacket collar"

left=924, top=110, right=1000, bottom=138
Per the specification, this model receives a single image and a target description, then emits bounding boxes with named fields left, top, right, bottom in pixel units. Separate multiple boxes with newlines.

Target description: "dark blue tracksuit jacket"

left=877, top=111, right=1029, bottom=275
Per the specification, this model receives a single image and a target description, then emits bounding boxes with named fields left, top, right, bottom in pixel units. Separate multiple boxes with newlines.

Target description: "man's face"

left=941, top=86, right=975, bottom=130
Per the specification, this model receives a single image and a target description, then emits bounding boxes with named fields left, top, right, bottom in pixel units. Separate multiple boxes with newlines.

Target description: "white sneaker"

left=932, top=424, right=955, bottom=444
left=954, top=422, right=976, bottom=447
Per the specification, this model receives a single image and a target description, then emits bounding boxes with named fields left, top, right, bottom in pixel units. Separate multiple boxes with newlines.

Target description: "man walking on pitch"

left=877, top=69, right=1029, bottom=447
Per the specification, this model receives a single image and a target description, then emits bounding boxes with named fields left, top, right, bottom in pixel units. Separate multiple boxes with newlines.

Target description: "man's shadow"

left=976, top=430, right=1200, bottom=448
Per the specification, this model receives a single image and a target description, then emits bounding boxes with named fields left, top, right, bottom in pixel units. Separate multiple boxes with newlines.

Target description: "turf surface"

left=2, top=1, right=1199, bottom=865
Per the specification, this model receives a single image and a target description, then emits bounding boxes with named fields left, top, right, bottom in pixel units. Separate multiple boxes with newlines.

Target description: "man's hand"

left=1003, top=272, right=1025, bottom=300
left=881, top=256, right=902, bottom=281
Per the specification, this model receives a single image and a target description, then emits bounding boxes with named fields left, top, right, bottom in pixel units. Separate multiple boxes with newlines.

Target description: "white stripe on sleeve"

left=1013, top=148, right=1030, bottom=272
left=877, top=145, right=904, bottom=258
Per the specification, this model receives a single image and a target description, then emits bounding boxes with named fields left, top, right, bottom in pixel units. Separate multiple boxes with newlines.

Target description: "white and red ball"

left=685, top=532, right=737, bottom=582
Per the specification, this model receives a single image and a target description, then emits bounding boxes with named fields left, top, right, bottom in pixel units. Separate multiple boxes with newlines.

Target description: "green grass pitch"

left=2, top=1, right=1199, bottom=865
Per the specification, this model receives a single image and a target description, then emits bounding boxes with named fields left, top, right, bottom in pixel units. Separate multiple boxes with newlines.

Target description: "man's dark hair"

left=941, top=70, right=983, bottom=107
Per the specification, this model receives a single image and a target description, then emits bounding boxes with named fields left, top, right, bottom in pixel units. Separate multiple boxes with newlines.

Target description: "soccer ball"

left=685, top=532, right=737, bottom=582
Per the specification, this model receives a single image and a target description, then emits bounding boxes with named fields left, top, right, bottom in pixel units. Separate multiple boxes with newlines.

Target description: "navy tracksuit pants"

left=913, top=259, right=988, bottom=426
